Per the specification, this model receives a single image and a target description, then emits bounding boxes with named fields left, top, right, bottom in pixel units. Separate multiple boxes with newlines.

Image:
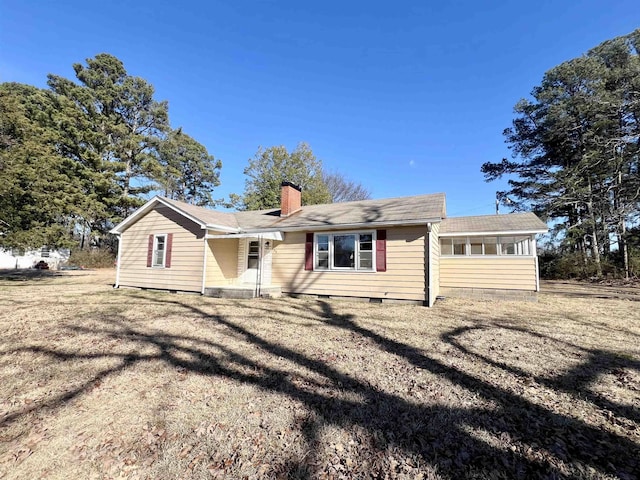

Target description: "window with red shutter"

left=376, top=230, right=386, bottom=272
left=304, top=233, right=313, bottom=270
left=149, top=234, right=169, bottom=267
left=147, top=235, right=154, bottom=267
left=165, top=233, right=173, bottom=268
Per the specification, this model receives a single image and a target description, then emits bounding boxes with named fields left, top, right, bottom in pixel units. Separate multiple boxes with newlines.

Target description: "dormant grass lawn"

left=0, top=270, right=638, bottom=479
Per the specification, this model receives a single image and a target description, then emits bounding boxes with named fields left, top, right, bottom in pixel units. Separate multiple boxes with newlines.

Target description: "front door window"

left=247, top=240, right=260, bottom=269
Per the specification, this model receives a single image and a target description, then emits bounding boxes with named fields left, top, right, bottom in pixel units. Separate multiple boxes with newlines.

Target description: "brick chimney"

left=280, top=181, right=302, bottom=217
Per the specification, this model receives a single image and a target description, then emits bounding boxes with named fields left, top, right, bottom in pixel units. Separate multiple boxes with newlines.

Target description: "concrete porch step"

left=204, top=285, right=282, bottom=299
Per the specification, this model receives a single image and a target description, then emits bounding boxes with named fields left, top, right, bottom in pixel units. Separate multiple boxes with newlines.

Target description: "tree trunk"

left=619, top=219, right=629, bottom=280
left=601, top=220, right=610, bottom=257
left=587, top=179, right=602, bottom=277
left=611, top=169, right=631, bottom=279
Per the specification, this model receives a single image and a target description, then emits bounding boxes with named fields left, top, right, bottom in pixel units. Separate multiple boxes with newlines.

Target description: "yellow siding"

left=118, top=206, right=204, bottom=292
left=439, top=256, right=537, bottom=290
left=428, top=222, right=440, bottom=305
left=271, top=226, right=426, bottom=301
left=206, top=238, right=239, bottom=285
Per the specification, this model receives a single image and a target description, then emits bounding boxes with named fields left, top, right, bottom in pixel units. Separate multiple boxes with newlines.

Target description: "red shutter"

left=147, top=235, right=154, bottom=267
left=304, top=233, right=313, bottom=270
left=376, top=230, right=386, bottom=272
left=165, top=233, right=173, bottom=268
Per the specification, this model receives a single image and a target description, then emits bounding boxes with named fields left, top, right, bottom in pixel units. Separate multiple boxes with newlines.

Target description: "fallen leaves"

left=1, top=270, right=639, bottom=479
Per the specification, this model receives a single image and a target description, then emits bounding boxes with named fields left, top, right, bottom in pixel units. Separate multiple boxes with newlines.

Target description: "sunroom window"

left=484, top=237, right=498, bottom=255
left=315, top=232, right=375, bottom=271
left=500, top=236, right=530, bottom=255
left=440, top=236, right=532, bottom=256
left=453, top=238, right=467, bottom=255
left=469, top=237, right=483, bottom=255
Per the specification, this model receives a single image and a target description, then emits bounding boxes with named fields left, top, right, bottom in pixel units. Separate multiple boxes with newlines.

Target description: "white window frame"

left=246, top=239, right=260, bottom=270
left=439, top=235, right=533, bottom=257
left=314, top=231, right=376, bottom=272
left=152, top=234, right=168, bottom=267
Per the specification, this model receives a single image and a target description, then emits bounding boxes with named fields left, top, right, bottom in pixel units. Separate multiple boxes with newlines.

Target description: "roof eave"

left=236, top=217, right=443, bottom=234
left=440, top=228, right=548, bottom=237
left=204, top=223, right=240, bottom=233
left=109, top=196, right=162, bottom=235
left=109, top=196, right=212, bottom=235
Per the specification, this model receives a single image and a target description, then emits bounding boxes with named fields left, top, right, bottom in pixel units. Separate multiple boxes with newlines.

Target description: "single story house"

left=0, top=246, right=70, bottom=270
left=109, top=183, right=548, bottom=306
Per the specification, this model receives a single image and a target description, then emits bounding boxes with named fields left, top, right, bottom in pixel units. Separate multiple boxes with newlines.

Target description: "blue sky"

left=1, top=1, right=638, bottom=215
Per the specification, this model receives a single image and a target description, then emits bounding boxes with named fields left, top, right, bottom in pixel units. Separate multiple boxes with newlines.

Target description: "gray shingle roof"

left=113, top=193, right=547, bottom=236
left=160, top=197, right=239, bottom=230
left=440, top=212, right=547, bottom=235
left=152, top=193, right=446, bottom=232
left=233, top=193, right=447, bottom=230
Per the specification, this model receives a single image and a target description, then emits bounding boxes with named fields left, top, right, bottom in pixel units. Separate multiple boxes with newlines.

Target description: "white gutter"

left=239, top=218, right=443, bottom=234
left=203, top=223, right=239, bottom=233
left=114, top=234, right=122, bottom=288
left=207, top=218, right=443, bottom=238
left=440, top=229, right=547, bottom=237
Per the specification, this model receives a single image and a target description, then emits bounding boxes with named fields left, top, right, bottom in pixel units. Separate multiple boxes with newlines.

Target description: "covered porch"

left=203, top=231, right=283, bottom=298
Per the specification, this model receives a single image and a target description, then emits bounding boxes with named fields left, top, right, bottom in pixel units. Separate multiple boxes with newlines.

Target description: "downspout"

left=201, top=236, right=208, bottom=294
left=114, top=234, right=122, bottom=288
left=426, top=223, right=432, bottom=307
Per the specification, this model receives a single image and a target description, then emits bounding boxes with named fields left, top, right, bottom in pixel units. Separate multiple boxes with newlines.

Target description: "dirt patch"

left=1, top=271, right=638, bottom=479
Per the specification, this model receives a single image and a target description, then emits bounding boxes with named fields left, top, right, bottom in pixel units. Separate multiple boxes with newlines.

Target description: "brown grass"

left=0, top=270, right=639, bottom=479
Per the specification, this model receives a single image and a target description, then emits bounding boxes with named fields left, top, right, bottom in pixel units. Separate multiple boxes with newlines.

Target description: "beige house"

left=110, top=183, right=548, bottom=306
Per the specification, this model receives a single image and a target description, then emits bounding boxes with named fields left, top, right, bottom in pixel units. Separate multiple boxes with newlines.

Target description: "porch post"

left=201, top=236, right=208, bottom=294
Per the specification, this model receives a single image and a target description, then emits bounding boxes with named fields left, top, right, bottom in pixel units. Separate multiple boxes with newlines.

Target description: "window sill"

left=313, top=268, right=376, bottom=273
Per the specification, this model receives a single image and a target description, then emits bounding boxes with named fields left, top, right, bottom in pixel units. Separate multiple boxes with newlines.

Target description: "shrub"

left=67, top=249, right=116, bottom=269
left=539, top=248, right=640, bottom=280
left=539, top=251, right=602, bottom=279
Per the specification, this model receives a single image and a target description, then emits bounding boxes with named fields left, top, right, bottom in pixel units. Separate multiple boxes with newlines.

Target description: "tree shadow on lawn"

left=2, top=295, right=639, bottom=479
left=0, top=269, right=68, bottom=283
left=441, top=323, right=640, bottom=425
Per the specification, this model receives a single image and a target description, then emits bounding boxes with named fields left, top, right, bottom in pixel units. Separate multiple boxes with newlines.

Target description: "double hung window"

left=314, top=232, right=374, bottom=271
left=153, top=234, right=167, bottom=267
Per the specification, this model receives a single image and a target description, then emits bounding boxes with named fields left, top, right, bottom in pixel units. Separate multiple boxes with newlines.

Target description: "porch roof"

left=206, top=231, right=284, bottom=240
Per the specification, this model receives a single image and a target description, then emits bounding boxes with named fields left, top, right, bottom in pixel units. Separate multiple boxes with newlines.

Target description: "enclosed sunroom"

left=438, top=213, right=547, bottom=300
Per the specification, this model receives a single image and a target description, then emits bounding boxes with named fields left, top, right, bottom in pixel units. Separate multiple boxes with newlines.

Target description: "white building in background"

left=0, top=247, right=70, bottom=270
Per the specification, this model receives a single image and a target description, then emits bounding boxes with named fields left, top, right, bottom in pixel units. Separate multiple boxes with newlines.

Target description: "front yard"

left=0, top=270, right=638, bottom=479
